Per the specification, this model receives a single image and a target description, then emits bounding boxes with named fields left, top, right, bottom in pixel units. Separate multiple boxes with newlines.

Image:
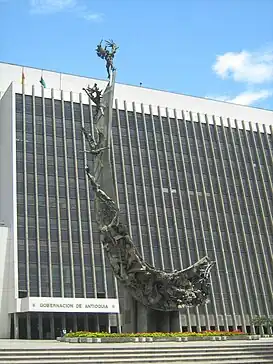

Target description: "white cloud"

left=212, top=49, right=273, bottom=84
left=75, top=4, right=103, bottom=22
left=30, top=0, right=76, bottom=14
left=207, top=89, right=273, bottom=106
left=30, top=0, right=103, bottom=21
left=82, top=12, right=103, bottom=22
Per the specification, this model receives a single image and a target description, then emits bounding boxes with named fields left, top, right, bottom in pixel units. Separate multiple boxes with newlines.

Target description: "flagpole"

left=21, top=67, right=25, bottom=94
left=60, top=72, right=62, bottom=91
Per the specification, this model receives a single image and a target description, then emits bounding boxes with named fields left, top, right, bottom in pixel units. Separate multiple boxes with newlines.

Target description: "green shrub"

left=251, top=316, right=273, bottom=327
left=65, top=330, right=245, bottom=338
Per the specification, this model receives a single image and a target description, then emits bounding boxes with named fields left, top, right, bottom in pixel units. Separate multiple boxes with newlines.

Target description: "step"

left=2, top=357, right=273, bottom=364
left=0, top=350, right=272, bottom=360
left=0, top=347, right=272, bottom=355
left=1, top=353, right=273, bottom=362
left=0, top=344, right=270, bottom=353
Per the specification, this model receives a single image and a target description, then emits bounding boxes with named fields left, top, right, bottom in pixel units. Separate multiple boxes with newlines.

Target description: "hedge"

left=65, top=330, right=244, bottom=338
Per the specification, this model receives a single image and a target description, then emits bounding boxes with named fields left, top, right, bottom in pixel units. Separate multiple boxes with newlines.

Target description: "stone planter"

left=93, top=338, right=101, bottom=343
left=58, top=334, right=260, bottom=344
left=69, top=338, right=79, bottom=343
left=176, top=337, right=197, bottom=342
left=175, top=337, right=187, bottom=342
left=187, top=336, right=209, bottom=341
left=78, top=338, right=88, bottom=343
left=100, top=337, right=138, bottom=343
left=145, top=337, right=153, bottom=342
left=100, top=338, right=118, bottom=343
left=227, top=335, right=253, bottom=340
left=138, top=337, right=146, bottom=342
left=210, top=336, right=227, bottom=341
left=153, top=337, right=173, bottom=342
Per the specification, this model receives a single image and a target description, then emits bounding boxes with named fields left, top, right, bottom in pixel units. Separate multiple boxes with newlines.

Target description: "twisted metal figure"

left=96, top=39, right=119, bottom=78
left=82, top=40, right=215, bottom=312
left=81, top=127, right=108, bottom=156
left=83, top=83, right=104, bottom=117
left=83, top=142, right=215, bottom=311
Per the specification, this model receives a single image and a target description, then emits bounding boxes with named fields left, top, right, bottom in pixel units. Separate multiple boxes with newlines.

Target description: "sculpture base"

left=122, top=290, right=182, bottom=333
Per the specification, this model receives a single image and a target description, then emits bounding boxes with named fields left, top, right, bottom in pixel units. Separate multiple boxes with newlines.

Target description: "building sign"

left=19, top=297, right=119, bottom=313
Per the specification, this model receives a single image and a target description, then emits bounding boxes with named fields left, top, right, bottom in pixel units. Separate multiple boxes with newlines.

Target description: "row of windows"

left=15, top=95, right=273, bottom=300
left=16, top=95, right=273, bottom=154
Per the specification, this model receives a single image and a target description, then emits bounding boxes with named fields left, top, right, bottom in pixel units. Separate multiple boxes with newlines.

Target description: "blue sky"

left=0, top=0, right=273, bottom=109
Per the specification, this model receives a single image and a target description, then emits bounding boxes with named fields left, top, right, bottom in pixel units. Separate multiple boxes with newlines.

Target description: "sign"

left=19, top=297, right=119, bottom=313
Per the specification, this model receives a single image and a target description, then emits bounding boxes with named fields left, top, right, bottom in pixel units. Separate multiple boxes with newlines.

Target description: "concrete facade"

left=0, top=62, right=272, bottom=338
left=0, top=83, right=18, bottom=338
left=0, top=62, right=272, bottom=131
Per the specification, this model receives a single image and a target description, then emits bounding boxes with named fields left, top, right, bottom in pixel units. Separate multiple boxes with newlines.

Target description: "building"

left=0, top=62, right=272, bottom=339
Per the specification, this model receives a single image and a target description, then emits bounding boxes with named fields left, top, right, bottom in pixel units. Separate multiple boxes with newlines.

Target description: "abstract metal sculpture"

left=96, top=39, right=119, bottom=79
left=82, top=83, right=103, bottom=117
left=82, top=40, right=215, bottom=311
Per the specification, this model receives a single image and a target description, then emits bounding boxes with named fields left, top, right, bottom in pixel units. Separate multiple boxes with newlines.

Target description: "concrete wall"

left=0, top=83, right=18, bottom=337
left=0, top=62, right=272, bottom=132
left=0, top=226, right=10, bottom=337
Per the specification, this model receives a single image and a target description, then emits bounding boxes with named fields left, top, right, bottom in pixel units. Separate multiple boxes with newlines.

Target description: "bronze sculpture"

left=96, top=39, right=119, bottom=79
left=83, top=83, right=103, bottom=117
left=82, top=40, right=215, bottom=311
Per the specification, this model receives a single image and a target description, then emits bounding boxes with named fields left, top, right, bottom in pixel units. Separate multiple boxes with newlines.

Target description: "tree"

left=251, top=316, right=273, bottom=334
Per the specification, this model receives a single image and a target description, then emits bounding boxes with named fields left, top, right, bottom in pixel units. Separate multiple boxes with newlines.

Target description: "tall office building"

left=0, top=62, right=272, bottom=339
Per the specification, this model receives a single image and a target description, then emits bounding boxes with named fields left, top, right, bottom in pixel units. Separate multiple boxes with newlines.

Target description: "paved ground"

left=0, top=338, right=272, bottom=349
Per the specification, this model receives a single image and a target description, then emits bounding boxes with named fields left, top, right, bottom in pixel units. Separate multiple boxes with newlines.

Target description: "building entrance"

left=14, top=312, right=114, bottom=339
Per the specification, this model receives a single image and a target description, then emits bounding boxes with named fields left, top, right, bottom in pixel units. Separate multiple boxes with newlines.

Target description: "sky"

left=0, top=0, right=273, bottom=109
